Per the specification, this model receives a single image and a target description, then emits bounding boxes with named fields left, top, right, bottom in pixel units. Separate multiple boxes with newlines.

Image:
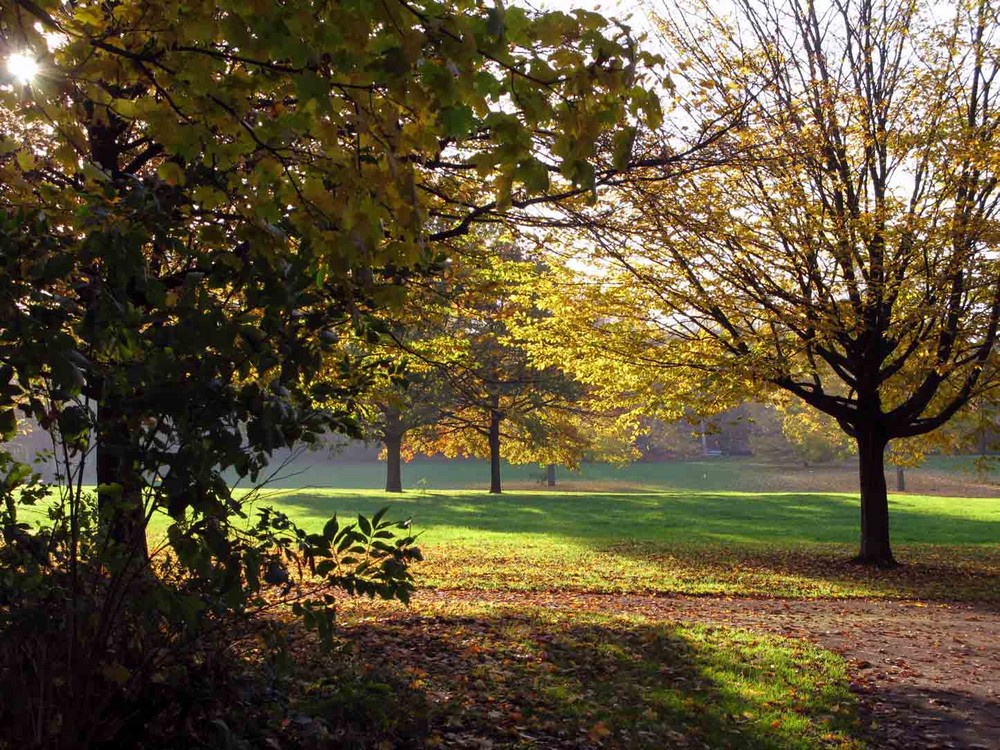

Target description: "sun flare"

left=6, top=52, right=40, bottom=85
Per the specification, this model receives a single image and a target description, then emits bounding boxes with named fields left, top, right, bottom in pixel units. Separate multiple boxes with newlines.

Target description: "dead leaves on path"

left=398, top=590, right=1000, bottom=750
left=304, top=599, right=863, bottom=749
left=413, top=542, right=1000, bottom=603
left=273, top=535, right=1000, bottom=748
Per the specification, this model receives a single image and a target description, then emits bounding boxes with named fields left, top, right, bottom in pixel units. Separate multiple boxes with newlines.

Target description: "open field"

left=248, top=484, right=1000, bottom=602
left=256, top=457, right=1000, bottom=748
left=20, top=457, right=1000, bottom=600
left=214, top=456, right=1000, bottom=603
left=253, top=457, right=999, bottom=748
left=242, top=454, right=1000, bottom=496
left=16, top=457, right=1000, bottom=746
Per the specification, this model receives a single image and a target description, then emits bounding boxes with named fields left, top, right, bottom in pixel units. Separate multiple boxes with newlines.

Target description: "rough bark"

left=95, top=397, right=147, bottom=559
left=489, top=409, right=502, bottom=494
left=853, top=425, right=896, bottom=567
left=384, top=433, right=403, bottom=493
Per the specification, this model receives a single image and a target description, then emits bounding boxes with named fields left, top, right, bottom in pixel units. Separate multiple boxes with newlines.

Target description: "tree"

left=406, top=247, right=631, bottom=493
left=774, top=401, right=856, bottom=465
left=536, top=0, right=1000, bottom=565
left=358, top=349, right=446, bottom=493
left=0, top=0, right=662, bottom=539
left=0, top=1, right=659, bottom=744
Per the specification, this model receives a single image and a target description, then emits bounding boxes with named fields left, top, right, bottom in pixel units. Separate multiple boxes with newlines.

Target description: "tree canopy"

left=399, top=244, right=633, bottom=493
left=531, top=0, right=1000, bottom=565
left=0, top=0, right=660, bottom=522
left=0, top=1, right=660, bottom=744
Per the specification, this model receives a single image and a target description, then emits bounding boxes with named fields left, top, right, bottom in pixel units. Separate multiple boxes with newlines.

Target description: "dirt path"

left=420, top=590, right=1000, bottom=749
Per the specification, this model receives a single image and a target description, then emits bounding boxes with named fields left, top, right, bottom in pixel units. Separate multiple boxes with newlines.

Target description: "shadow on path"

left=416, top=590, right=1000, bottom=750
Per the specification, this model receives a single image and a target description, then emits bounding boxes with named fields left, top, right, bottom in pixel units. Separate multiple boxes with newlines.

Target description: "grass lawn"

left=254, top=460, right=992, bottom=747
left=231, top=457, right=1000, bottom=602
left=22, top=457, right=1000, bottom=599
left=21, top=457, right=995, bottom=747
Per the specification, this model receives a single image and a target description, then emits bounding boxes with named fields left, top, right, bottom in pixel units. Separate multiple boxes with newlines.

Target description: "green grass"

left=257, top=486, right=1000, bottom=547
left=244, top=479, right=1000, bottom=601
left=319, top=600, right=864, bottom=749
left=19, top=458, right=988, bottom=745
left=240, top=455, right=772, bottom=491
left=23, top=457, right=1000, bottom=600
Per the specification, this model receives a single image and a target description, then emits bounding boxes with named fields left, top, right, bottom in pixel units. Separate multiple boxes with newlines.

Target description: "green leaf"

left=612, top=126, right=637, bottom=171
left=4, top=462, right=31, bottom=490
left=440, top=105, right=476, bottom=139
left=157, top=161, right=186, bottom=186
left=496, top=168, right=514, bottom=210
left=96, top=483, right=124, bottom=500
left=0, top=410, right=15, bottom=440
left=295, top=70, right=328, bottom=103
left=487, top=3, right=506, bottom=39
left=358, top=513, right=372, bottom=537
left=533, top=11, right=574, bottom=46
left=315, top=559, right=335, bottom=576
left=101, top=662, right=131, bottom=685
left=515, top=158, right=550, bottom=193
left=16, top=150, right=35, bottom=171
left=323, top=515, right=340, bottom=542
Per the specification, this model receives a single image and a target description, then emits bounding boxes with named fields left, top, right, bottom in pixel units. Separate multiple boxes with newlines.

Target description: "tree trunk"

left=853, top=425, right=896, bottom=566
left=896, top=466, right=905, bottom=492
left=96, top=397, right=147, bottom=558
left=384, top=433, right=403, bottom=493
left=546, top=463, right=556, bottom=487
left=489, top=409, right=502, bottom=494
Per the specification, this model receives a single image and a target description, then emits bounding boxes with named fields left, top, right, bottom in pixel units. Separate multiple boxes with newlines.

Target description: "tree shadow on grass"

left=598, top=541, right=1000, bottom=603
left=271, top=490, right=1000, bottom=601
left=857, top=683, right=1000, bottom=749
left=271, top=489, right=1000, bottom=548
left=318, top=609, right=864, bottom=750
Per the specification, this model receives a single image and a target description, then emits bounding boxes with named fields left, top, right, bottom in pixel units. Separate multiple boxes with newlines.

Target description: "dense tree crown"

left=0, top=2, right=658, bottom=745
left=530, top=0, right=1000, bottom=564
left=392, top=246, right=633, bottom=493
left=0, top=0, right=658, bottom=517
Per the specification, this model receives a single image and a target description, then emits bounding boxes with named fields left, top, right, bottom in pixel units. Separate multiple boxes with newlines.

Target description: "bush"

left=0, top=196, right=420, bottom=748
left=0, top=460, right=420, bottom=750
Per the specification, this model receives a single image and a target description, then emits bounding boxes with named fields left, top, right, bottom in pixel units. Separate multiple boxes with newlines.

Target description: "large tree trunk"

left=853, top=425, right=895, bottom=567
left=384, top=432, right=403, bottom=493
left=96, top=396, right=147, bottom=558
left=488, top=409, right=502, bottom=494
left=546, top=463, right=556, bottom=487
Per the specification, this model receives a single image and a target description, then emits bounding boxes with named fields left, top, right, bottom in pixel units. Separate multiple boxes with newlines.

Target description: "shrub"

left=0, top=456, right=420, bottom=749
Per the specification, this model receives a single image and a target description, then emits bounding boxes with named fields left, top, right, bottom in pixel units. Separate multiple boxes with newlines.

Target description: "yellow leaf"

left=16, top=150, right=35, bottom=171
left=588, top=720, right=611, bottom=740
